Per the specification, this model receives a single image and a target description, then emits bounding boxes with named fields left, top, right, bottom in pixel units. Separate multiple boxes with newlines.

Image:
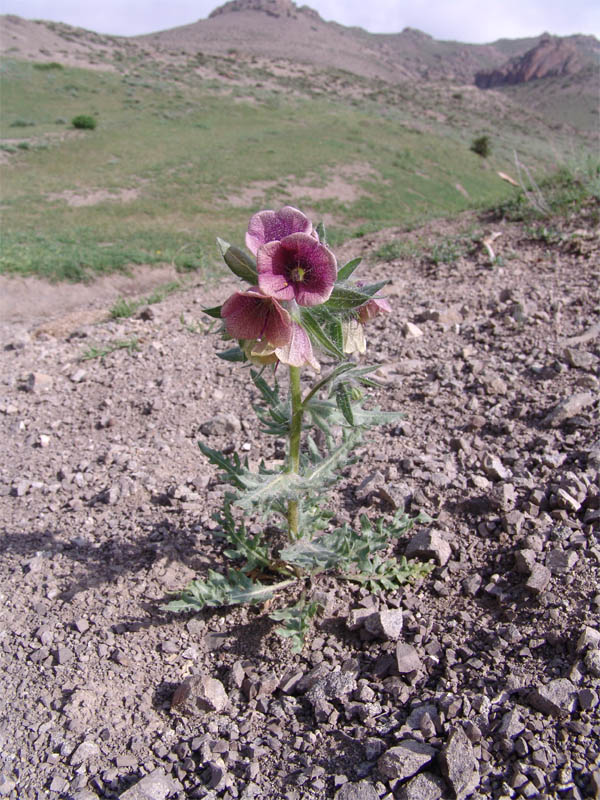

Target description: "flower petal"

left=257, top=233, right=337, bottom=307
left=245, top=206, right=313, bottom=256
left=221, top=288, right=292, bottom=347
left=275, top=322, right=320, bottom=371
left=358, top=296, right=392, bottom=324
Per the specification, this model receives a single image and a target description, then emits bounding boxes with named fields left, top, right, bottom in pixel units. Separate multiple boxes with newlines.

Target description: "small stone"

left=481, top=454, right=510, bottom=481
left=70, top=369, right=87, bottom=383
left=439, top=726, right=479, bottom=800
left=527, top=678, right=577, bottom=717
left=55, top=645, right=74, bottom=665
left=171, top=674, right=228, bottom=715
left=525, top=564, right=551, bottom=594
left=563, top=348, right=597, bottom=370
left=576, top=626, right=600, bottom=653
left=498, top=709, right=525, bottom=739
left=396, top=772, right=446, bottom=800
left=405, top=529, right=451, bottom=566
left=545, top=549, right=578, bottom=574
left=396, top=643, right=422, bottom=674
left=403, top=321, right=424, bottom=339
left=514, top=549, right=537, bottom=574
left=578, top=688, right=598, bottom=710
left=118, top=768, right=174, bottom=799
left=364, top=608, right=404, bottom=641
left=584, top=648, right=600, bottom=678
left=39, top=434, right=51, bottom=448
left=489, top=483, right=516, bottom=511
left=199, top=413, right=241, bottom=435
left=377, top=740, right=436, bottom=780
left=25, top=372, right=53, bottom=392
left=334, top=779, right=380, bottom=800
left=542, top=393, right=594, bottom=427
left=71, top=740, right=100, bottom=765
left=49, top=776, right=69, bottom=793
left=0, top=774, right=17, bottom=796
left=139, top=306, right=155, bottom=321
left=462, top=574, right=482, bottom=596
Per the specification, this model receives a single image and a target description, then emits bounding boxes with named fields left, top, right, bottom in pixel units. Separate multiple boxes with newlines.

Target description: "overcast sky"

left=1, top=0, right=598, bottom=42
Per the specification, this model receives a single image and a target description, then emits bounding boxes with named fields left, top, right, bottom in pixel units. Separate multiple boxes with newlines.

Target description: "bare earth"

left=0, top=204, right=599, bottom=800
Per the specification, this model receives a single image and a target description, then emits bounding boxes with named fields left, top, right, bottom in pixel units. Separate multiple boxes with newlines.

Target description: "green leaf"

left=217, top=238, right=258, bottom=283
left=299, top=307, right=344, bottom=359
left=203, top=305, right=222, bottom=319
left=269, top=596, right=321, bottom=652
left=315, top=221, right=327, bottom=246
left=325, top=281, right=389, bottom=311
left=335, top=385, right=354, bottom=426
left=351, top=406, right=404, bottom=428
left=337, top=257, right=362, bottom=282
left=279, top=539, right=339, bottom=572
left=235, top=470, right=304, bottom=510
left=198, top=442, right=246, bottom=490
left=217, top=346, right=246, bottom=362
left=162, top=569, right=296, bottom=612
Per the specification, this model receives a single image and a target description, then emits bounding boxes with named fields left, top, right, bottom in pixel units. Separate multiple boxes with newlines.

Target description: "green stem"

left=287, top=366, right=303, bottom=539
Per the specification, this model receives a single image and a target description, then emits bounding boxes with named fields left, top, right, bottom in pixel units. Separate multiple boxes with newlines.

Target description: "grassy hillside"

left=0, top=56, right=594, bottom=281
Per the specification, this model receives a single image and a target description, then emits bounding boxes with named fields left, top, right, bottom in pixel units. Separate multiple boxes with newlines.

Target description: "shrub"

left=10, top=119, right=35, bottom=128
left=470, top=135, right=491, bottom=158
left=71, top=114, right=97, bottom=130
left=34, top=62, right=63, bottom=70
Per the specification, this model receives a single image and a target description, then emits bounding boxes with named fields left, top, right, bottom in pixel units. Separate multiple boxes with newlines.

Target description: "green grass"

left=81, top=337, right=140, bottom=360
left=109, top=280, right=181, bottom=318
left=0, top=56, right=595, bottom=282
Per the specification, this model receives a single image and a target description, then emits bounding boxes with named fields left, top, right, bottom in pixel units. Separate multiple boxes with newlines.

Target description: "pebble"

left=481, top=454, right=510, bottom=481
left=403, top=321, right=424, bottom=338
left=25, top=372, right=53, bottom=393
left=377, top=740, right=436, bottom=780
left=199, top=413, right=241, bottom=435
left=396, top=643, right=422, bottom=674
left=363, top=608, right=404, bottom=640
left=118, top=769, right=174, bottom=799
left=576, top=626, right=600, bottom=653
left=397, top=774, right=445, bottom=800
left=70, top=740, right=100, bottom=765
left=542, top=392, right=594, bottom=427
left=527, top=678, right=578, bottom=717
left=405, top=529, right=451, bottom=566
left=525, top=564, right=551, bottom=594
left=171, top=674, right=229, bottom=715
left=334, top=780, right=380, bottom=800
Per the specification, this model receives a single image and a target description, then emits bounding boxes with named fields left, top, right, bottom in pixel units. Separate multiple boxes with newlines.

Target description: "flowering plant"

left=165, top=207, right=432, bottom=649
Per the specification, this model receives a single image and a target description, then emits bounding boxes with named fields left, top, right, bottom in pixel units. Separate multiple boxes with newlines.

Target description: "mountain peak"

left=209, top=0, right=321, bottom=21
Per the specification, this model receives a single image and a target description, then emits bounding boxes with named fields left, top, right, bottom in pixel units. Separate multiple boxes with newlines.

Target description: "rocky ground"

left=0, top=201, right=599, bottom=800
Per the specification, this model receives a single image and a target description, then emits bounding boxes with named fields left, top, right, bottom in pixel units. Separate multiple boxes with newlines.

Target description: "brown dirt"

left=0, top=202, right=599, bottom=800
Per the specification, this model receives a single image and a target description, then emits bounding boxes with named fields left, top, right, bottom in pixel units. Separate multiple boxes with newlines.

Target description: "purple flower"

left=275, top=322, right=320, bottom=371
left=246, top=206, right=313, bottom=256
left=221, top=287, right=292, bottom=347
left=357, top=296, right=392, bottom=324
left=257, top=233, right=337, bottom=307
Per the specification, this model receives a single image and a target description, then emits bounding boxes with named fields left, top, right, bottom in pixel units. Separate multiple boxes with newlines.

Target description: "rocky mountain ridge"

left=476, top=32, right=598, bottom=88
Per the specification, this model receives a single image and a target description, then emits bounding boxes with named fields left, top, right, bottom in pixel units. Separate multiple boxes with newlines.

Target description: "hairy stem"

left=287, top=366, right=303, bottom=539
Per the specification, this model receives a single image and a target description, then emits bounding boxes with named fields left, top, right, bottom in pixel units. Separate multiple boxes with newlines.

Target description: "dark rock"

left=334, top=780, right=380, bottom=800
left=405, top=529, right=451, bottom=566
left=542, top=392, right=594, bottom=427
left=118, top=768, right=174, bottom=799
left=527, top=678, right=577, bottom=717
left=396, top=772, right=446, bottom=800
left=439, top=725, right=479, bottom=799
left=171, top=674, right=228, bottom=715
left=377, top=740, right=436, bottom=780
left=396, top=643, right=422, bottom=674
left=525, top=564, right=551, bottom=594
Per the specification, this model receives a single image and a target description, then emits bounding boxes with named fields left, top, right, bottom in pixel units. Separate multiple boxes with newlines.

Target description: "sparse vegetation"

left=71, top=113, right=97, bottom=130
left=81, top=337, right=140, bottom=360
left=470, top=134, right=491, bottom=158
